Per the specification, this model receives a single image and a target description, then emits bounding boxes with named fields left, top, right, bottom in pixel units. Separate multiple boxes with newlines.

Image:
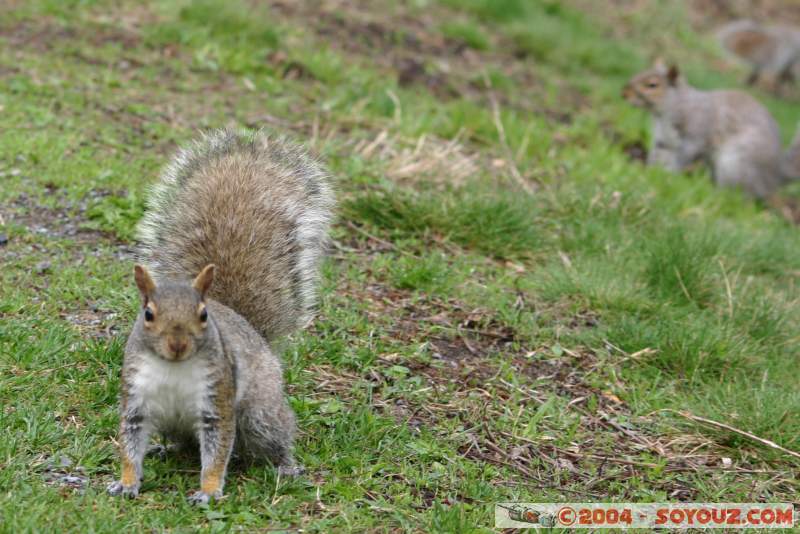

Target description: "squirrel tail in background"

left=717, top=19, right=777, bottom=77
left=136, top=129, right=335, bottom=343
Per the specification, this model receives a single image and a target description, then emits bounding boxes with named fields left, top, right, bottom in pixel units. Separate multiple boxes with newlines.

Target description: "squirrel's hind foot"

left=107, top=480, right=140, bottom=499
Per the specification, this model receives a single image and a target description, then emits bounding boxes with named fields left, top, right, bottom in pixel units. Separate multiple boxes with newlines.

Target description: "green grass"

left=2, top=0, right=800, bottom=531
left=440, top=21, right=491, bottom=51
left=145, top=0, right=281, bottom=74
left=343, top=183, right=541, bottom=259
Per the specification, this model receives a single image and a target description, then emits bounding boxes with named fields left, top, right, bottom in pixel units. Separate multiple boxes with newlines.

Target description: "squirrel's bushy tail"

left=137, top=129, right=335, bottom=342
left=717, top=20, right=776, bottom=68
left=718, top=20, right=800, bottom=92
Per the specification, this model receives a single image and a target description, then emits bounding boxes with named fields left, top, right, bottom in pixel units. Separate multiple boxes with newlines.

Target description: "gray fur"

left=623, top=61, right=800, bottom=198
left=137, top=128, right=335, bottom=342
left=109, top=130, right=333, bottom=503
left=718, top=19, right=800, bottom=94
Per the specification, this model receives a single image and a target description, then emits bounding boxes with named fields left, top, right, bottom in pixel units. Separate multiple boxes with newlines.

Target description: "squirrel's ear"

left=134, top=265, right=156, bottom=303
left=667, top=64, right=680, bottom=85
left=653, top=57, right=667, bottom=72
left=193, top=264, right=215, bottom=298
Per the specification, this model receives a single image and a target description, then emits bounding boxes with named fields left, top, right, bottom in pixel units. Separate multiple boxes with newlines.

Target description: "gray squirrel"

left=622, top=59, right=800, bottom=198
left=107, top=129, right=335, bottom=504
left=718, top=19, right=800, bottom=94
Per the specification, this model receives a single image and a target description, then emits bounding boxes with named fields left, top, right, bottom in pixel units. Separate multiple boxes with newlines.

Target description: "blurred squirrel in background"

left=107, top=129, right=335, bottom=505
left=718, top=19, right=800, bottom=95
left=622, top=59, right=800, bottom=198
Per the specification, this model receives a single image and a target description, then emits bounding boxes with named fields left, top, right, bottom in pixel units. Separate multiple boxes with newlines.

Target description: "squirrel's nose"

left=169, top=339, right=188, bottom=357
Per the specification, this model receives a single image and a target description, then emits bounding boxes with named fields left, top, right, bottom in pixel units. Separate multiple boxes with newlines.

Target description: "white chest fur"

left=131, top=353, right=211, bottom=431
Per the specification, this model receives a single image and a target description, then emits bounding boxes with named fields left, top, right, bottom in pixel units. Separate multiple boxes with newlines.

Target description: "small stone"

left=0, top=233, right=8, bottom=246
left=36, top=261, right=51, bottom=273
left=59, top=474, right=87, bottom=488
left=509, top=446, right=525, bottom=459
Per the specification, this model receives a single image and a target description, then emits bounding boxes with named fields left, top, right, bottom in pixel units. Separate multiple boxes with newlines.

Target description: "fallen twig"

left=664, top=409, right=800, bottom=462
left=345, top=221, right=417, bottom=257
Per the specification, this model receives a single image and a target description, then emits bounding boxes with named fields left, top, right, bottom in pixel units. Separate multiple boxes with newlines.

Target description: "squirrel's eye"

left=144, top=308, right=155, bottom=322
left=199, top=308, right=208, bottom=322
left=647, top=82, right=659, bottom=88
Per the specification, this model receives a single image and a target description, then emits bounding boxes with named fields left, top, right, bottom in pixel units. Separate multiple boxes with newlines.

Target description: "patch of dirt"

left=303, top=269, right=796, bottom=503
left=0, top=17, right=141, bottom=51
left=1, top=4, right=547, bottom=196
left=567, top=309, right=601, bottom=329
left=605, top=125, right=648, bottom=165
left=61, top=306, right=122, bottom=338
left=1, top=189, right=129, bottom=338
left=622, top=140, right=648, bottom=163
left=261, top=0, right=587, bottom=194
left=266, top=0, right=585, bottom=116
left=334, top=268, right=610, bottom=404
left=394, top=57, right=460, bottom=99
left=311, top=253, right=797, bottom=502
left=35, top=454, right=89, bottom=493
left=0, top=64, right=19, bottom=78
left=313, top=10, right=435, bottom=56
left=84, top=22, right=141, bottom=49
left=292, top=4, right=468, bottom=101
left=0, top=20, right=77, bottom=52
left=455, top=365, right=794, bottom=502
left=767, top=195, right=800, bottom=226
left=1, top=190, right=118, bottom=245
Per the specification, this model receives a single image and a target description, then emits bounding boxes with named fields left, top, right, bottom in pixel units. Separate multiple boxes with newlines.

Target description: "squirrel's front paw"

left=107, top=480, right=140, bottom=499
left=188, top=490, right=222, bottom=506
